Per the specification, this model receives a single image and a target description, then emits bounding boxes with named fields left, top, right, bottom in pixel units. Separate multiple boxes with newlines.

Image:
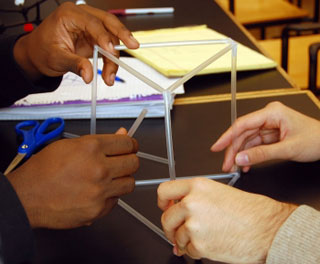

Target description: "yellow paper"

left=126, top=25, right=277, bottom=77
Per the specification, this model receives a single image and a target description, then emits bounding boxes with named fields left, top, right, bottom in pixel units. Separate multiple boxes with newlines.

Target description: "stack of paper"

left=126, top=25, right=277, bottom=76
left=0, top=57, right=184, bottom=120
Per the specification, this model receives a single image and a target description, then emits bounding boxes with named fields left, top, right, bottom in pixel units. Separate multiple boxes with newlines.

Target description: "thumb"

left=235, top=143, right=285, bottom=166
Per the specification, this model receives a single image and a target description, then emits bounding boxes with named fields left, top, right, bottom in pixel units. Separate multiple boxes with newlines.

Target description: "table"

left=1, top=90, right=319, bottom=264
left=27, top=90, right=319, bottom=264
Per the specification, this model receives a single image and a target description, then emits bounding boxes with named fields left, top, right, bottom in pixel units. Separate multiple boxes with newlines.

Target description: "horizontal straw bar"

left=96, top=46, right=164, bottom=93
left=114, top=39, right=233, bottom=50
left=118, top=199, right=173, bottom=246
left=137, top=152, right=168, bottom=164
left=136, top=173, right=239, bottom=186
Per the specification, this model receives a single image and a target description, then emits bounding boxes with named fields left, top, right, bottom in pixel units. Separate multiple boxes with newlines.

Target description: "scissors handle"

left=16, top=117, right=65, bottom=158
left=16, top=120, right=40, bottom=156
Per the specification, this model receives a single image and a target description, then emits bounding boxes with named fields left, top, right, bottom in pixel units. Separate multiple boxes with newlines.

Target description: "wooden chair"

left=216, top=0, right=310, bottom=38
left=259, top=24, right=320, bottom=94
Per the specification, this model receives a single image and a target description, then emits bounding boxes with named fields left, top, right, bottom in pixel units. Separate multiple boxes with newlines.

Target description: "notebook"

left=0, top=57, right=184, bottom=120
left=125, top=25, right=277, bottom=76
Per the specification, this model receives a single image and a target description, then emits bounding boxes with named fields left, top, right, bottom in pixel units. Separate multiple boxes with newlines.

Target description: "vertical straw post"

left=90, top=45, right=99, bottom=135
left=163, top=90, right=176, bottom=181
left=228, top=41, right=241, bottom=186
left=230, top=41, right=237, bottom=127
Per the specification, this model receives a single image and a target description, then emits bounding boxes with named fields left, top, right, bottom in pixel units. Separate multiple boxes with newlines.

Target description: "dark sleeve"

left=0, top=173, right=34, bottom=264
left=0, top=35, right=62, bottom=108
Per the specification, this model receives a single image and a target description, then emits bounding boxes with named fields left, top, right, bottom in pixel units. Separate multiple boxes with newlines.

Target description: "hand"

left=157, top=178, right=297, bottom=263
left=13, top=2, right=139, bottom=85
left=6, top=134, right=139, bottom=229
left=211, top=101, right=320, bottom=172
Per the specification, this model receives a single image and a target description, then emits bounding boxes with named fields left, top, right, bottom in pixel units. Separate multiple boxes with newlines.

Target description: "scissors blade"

left=4, top=153, right=26, bottom=175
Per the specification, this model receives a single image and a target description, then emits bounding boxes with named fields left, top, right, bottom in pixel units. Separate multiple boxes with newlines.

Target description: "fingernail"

left=109, top=73, right=115, bottom=85
left=130, top=35, right=139, bottom=45
left=108, top=42, right=114, bottom=52
left=80, top=69, right=88, bottom=83
left=116, top=127, right=127, bottom=135
left=173, top=246, right=178, bottom=256
left=236, top=153, right=249, bottom=166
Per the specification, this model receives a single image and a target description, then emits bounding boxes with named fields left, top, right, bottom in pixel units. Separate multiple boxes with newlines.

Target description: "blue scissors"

left=4, top=117, right=65, bottom=175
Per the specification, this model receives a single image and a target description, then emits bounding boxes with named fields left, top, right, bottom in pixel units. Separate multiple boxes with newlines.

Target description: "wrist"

left=6, top=171, right=42, bottom=228
left=13, top=34, right=43, bottom=81
left=260, top=202, right=298, bottom=261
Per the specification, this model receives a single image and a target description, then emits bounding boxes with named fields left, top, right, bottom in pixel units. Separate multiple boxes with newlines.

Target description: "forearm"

left=266, top=205, right=320, bottom=264
left=0, top=174, right=34, bottom=264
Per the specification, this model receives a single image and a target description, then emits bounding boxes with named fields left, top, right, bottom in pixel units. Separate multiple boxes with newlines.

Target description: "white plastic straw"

left=128, top=109, right=148, bottom=137
left=117, top=199, right=173, bottom=245
left=91, top=46, right=99, bottom=135
left=96, top=46, right=164, bottom=93
left=231, top=41, right=237, bottom=127
left=228, top=41, right=241, bottom=186
left=136, top=172, right=239, bottom=186
left=114, top=39, right=232, bottom=51
left=163, top=90, right=176, bottom=181
left=137, top=152, right=168, bottom=164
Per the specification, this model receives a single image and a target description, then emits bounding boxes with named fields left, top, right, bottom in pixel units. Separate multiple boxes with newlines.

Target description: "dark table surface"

left=0, top=0, right=293, bottom=98
left=0, top=92, right=319, bottom=264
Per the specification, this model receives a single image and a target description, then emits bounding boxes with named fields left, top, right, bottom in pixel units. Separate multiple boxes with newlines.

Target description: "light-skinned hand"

left=157, top=178, right=297, bottom=263
left=211, top=101, right=320, bottom=172
left=13, top=2, right=139, bottom=85
left=7, top=133, right=139, bottom=229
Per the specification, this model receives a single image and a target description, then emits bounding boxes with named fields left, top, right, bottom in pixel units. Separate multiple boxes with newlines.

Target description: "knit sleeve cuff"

left=266, top=205, right=320, bottom=264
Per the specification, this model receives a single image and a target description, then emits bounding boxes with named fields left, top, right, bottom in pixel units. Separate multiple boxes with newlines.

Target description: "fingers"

left=211, top=107, right=270, bottom=152
left=102, top=51, right=119, bottom=86
left=174, top=224, right=189, bottom=255
left=221, top=129, right=281, bottom=171
left=86, top=134, right=138, bottom=155
left=157, top=180, right=191, bottom=211
left=104, top=154, right=139, bottom=179
left=77, top=5, right=139, bottom=86
left=78, top=4, right=140, bottom=49
left=104, top=176, right=135, bottom=197
left=221, top=128, right=259, bottom=171
left=235, top=142, right=286, bottom=167
left=58, top=3, right=125, bottom=84
left=161, top=201, right=187, bottom=243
